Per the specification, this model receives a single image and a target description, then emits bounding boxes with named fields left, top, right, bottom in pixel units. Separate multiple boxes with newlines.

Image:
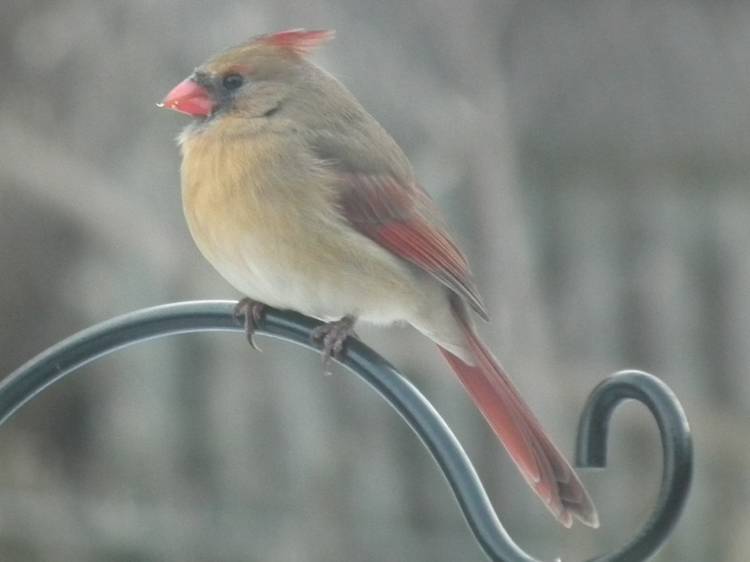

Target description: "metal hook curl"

left=0, top=302, right=691, bottom=561
left=575, top=371, right=693, bottom=561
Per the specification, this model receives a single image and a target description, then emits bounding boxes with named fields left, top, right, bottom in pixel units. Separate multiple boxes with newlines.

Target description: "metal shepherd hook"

left=0, top=301, right=692, bottom=561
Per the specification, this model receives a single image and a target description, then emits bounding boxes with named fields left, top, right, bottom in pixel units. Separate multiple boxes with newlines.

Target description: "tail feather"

left=439, top=303, right=599, bottom=528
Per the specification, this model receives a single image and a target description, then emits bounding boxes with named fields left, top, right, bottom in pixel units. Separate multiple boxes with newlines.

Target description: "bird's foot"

left=311, top=315, right=357, bottom=373
left=233, top=298, right=267, bottom=350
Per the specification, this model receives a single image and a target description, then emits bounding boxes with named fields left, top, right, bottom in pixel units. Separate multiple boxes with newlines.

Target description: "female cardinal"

left=161, top=29, right=597, bottom=528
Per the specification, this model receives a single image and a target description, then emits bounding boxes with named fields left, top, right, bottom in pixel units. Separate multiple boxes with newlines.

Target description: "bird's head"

left=159, top=29, right=334, bottom=120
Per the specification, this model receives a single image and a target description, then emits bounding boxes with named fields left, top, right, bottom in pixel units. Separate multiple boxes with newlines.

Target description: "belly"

left=187, top=204, right=423, bottom=324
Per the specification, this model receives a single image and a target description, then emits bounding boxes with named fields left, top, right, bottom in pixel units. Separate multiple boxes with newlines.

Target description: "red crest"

left=259, top=29, right=335, bottom=55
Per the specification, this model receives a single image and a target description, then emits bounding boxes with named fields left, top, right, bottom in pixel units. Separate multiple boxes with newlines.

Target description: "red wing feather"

left=338, top=173, right=489, bottom=320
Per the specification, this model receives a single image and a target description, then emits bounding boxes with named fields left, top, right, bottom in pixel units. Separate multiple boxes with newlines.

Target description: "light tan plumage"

left=163, top=29, right=598, bottom=527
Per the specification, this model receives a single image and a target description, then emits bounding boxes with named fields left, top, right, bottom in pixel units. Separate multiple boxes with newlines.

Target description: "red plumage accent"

left=338, top=173, right=488, bottom=319
left=439, top=299, right=599, bottom=528
left=259, top=29, right=335, bottom=55
left=376, top=221, right=471, bottom=291
left=336, top=171, right=597, bottom=526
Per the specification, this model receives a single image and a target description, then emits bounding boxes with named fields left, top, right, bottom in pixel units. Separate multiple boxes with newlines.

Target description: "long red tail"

left=439, top=304, right=598, bottom=528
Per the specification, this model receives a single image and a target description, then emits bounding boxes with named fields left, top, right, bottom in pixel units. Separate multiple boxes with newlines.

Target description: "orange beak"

left=158, top=78, right=215, bottom=117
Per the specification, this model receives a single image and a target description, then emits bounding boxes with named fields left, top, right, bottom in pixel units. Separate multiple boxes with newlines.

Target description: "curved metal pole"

left=0, top=301, right=692, bottom=562
left=576, top=371, right=693, bottom=562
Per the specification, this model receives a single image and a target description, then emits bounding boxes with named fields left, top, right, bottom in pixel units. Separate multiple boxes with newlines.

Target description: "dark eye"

left=222, top=73, right=244, bottom=90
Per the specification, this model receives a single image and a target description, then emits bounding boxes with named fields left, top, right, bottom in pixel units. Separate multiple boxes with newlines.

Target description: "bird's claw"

left=233, top=298, right=267, bottom=350
left=310, top=315, right=357, bottom=373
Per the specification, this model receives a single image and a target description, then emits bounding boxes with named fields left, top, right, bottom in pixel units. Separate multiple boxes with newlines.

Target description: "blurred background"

left=1, top=1, right=748, bottom=560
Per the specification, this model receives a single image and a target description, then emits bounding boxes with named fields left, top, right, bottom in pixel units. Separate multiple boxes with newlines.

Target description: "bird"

left=160, top=29, right=598, bottom=528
